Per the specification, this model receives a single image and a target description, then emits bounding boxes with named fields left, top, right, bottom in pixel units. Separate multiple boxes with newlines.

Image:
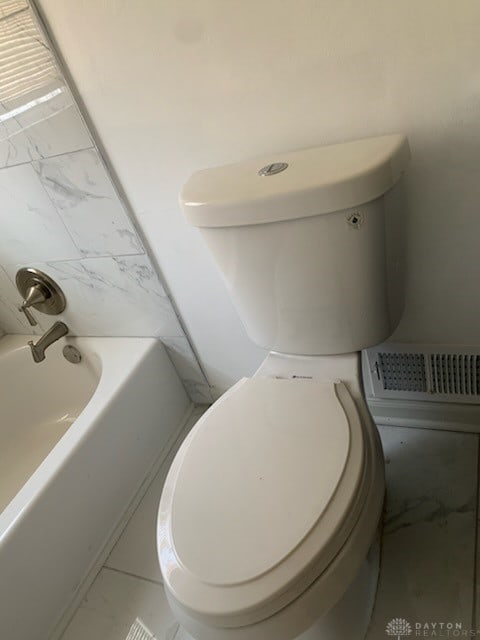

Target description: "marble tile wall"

left=0, top=1, right=212, bottom=403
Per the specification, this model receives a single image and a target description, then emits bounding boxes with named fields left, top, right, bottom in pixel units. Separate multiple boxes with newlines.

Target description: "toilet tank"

left=181, top=135, right=410, bottom=355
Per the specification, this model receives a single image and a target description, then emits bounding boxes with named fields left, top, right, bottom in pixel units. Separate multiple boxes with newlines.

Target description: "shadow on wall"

left=390, top=129, right=480, bottom=345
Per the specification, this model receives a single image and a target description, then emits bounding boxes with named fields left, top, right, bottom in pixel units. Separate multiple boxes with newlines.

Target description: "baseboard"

left=368, top=397, right=480, bottom=433
left=48, top=402, right=197, bottom=640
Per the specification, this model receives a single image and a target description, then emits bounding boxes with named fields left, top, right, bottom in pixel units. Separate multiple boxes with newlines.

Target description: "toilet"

left=157, top=134, right=411, bottom=640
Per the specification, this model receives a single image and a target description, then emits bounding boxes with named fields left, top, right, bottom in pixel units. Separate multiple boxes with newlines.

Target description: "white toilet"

left=157, top=134, right=411, bottom=640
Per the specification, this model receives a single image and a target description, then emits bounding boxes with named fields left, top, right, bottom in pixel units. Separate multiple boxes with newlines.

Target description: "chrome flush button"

left=258, top=162, right=289, bottom=176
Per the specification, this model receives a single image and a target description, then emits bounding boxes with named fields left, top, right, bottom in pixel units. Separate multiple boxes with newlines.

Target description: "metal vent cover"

left=364, top=344, right=480, bottom=404
left=378, top=352, right=426, bottom=392
left=430, top=354, right=480, bottom=396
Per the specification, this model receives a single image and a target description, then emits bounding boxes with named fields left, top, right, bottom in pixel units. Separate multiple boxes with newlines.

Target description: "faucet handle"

left=15, top=268, right=66, bottom=326
left=18, top=283, right=48, bottom=327
left=20, top=304, right=38, bottom=326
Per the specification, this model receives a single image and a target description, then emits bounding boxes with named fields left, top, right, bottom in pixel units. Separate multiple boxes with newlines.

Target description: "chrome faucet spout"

left=28, top=321, right=69, bottom=363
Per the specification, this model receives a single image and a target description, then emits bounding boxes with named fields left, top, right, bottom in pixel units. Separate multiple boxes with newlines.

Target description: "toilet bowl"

left=159, top=366, right=384, bottom=640
left=157, top=134, right=411, bottom=639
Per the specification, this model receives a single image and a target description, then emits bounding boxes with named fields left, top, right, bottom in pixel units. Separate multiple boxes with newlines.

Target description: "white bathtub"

left=0, top=335, right=191, bottom=640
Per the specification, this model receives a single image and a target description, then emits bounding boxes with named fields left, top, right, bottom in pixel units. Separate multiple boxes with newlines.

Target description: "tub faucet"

left=28, top=321, right=69, bottom=363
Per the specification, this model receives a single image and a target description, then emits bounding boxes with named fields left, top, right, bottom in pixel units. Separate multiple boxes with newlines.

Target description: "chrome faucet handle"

left=19, top=283, right=48, bottom=327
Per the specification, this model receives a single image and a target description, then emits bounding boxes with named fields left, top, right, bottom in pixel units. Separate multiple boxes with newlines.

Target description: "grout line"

left=0, top=145, right=95, bottom=174
left=1, top=251, right=149, bottom=270
left=471, top=434, right=480, bottom=630
left=103, top=565, right=164, bottom=587
left=27, top=251, right=147, bottom=265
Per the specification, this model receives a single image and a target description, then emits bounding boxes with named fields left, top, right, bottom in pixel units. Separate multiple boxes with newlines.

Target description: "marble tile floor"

left=58, top=414, right=480, bottom=640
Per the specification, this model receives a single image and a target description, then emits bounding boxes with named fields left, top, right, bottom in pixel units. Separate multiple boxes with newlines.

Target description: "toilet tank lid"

left=180, top=134, right=410, bottom=228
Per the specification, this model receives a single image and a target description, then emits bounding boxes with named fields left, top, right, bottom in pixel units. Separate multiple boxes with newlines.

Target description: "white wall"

left=37, top=0, right=480, bottom=396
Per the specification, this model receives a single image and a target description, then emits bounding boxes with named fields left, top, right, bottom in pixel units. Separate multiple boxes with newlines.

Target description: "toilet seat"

left=158, top=377, right=373, bottom=630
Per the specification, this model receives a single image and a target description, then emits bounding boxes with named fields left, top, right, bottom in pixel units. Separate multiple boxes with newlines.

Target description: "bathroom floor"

left=58, top=409, right=480, bottom=640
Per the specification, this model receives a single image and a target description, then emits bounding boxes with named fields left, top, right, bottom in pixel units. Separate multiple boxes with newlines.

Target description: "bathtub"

left=0, top=334, right=191, bottom=640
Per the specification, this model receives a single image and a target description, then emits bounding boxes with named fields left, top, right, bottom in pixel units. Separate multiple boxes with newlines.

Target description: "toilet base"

left=298, top=533, right=380, bottom=640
